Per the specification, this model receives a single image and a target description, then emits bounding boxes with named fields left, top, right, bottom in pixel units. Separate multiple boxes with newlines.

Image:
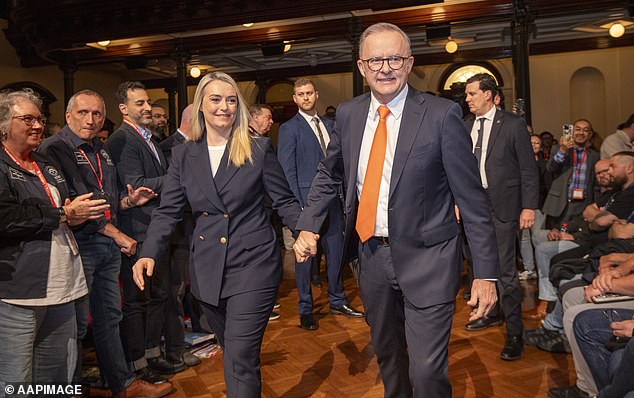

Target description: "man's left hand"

left=126, top=184, right=157, bottom=207
left=519, top=209, right=535, bottom=230
left=467, top=279, right=497, bottom=321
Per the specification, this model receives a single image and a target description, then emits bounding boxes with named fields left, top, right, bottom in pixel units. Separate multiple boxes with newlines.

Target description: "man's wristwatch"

left=58, top=207, right=68, bottom=224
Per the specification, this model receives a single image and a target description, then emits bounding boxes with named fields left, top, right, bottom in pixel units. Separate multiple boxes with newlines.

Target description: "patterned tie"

left=356, top=105, right=391, bottom=243
left=312, top=117, right=327, bottom=156
left=473, top=117, right=486, bottom=165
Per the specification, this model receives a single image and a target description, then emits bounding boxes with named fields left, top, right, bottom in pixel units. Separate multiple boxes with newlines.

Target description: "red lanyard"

left=78, top=147, right=111, bottom=220
left=78, top=148, right=103, bottom=191
left=572, top=148, right=587, bottom=179
left=123, top=119, right=146, bottom=139
left=3, top=145, right=57, bottom=208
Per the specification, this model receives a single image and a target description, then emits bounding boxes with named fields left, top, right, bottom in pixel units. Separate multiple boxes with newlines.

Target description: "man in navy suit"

left=462, top=73, right=539, bottom=361
left=293, top=23, right=499, bottom=397
left=278, top=78, right=364, bottom=330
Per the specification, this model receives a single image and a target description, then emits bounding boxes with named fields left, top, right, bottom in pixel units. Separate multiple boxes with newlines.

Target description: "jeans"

left=520, top=210, right=547, bottom=272
left=535, top=240, right=579, bottom=301
left=75, top=234, right=134, bottom=394
left=0, top=301, right=77, bottom=386
left=573, top=309, right=634, bottom=391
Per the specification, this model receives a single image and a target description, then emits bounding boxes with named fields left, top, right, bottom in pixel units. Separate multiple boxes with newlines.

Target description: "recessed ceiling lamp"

left=243, top=23, right=254, bottom=28
left=609, top=22, right=625, bottom=38
left=190, top=67, right=201, bottom=78
left=97, top=40, right=110, bottom=47
left=445, top=39, right=458, bottom=54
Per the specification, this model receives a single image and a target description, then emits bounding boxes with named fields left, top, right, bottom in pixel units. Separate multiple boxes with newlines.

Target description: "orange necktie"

left=356, top=105, right=391, bottom=243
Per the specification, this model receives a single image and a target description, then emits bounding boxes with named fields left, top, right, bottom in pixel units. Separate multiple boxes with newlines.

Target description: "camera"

left=562, top=123, right=574, bottom=140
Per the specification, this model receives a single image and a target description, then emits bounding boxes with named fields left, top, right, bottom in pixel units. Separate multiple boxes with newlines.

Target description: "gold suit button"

left=223, top=213, right=229, bottom=218
left=219, top=236, right=227, bottom=244
left=203, top=211, right=209, bottom=216
left=199, top=235, right=205, bottom=241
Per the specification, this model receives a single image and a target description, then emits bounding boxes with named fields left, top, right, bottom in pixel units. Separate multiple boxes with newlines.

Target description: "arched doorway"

left=438, top=63, right=504, bottom=118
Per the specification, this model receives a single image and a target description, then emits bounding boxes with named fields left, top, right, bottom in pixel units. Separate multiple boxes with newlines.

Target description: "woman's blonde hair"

left=190, top=71, right=252, bottom=167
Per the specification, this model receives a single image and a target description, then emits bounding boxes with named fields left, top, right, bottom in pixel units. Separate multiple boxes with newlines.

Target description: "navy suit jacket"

left=139, top=136, right=301, bottom=306
left=107, top=122, right=167, bottom=242
left=277, top=112, right=335, bottom=208
left=464, top=109, right=539, bottom=221
left=296, top=87, right=500, bottom=308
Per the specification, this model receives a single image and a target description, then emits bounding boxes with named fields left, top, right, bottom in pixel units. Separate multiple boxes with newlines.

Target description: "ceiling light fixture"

left=243, top=23, right=254, bottom=28
left=283, top=41, right=292, bottom=53
left=445, top=39, right=458, bottom=53
left=609, top=22, right=625, bottom=38
left=97, top=40, right=110, bottom=47
left=190, top=67, right=201, bottom=78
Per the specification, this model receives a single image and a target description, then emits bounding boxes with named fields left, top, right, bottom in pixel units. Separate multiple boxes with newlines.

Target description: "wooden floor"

left=155, top=250, right=575, bottom=397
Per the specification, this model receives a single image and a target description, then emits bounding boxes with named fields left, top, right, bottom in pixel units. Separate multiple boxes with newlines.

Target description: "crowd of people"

left=1, top=21, right=634, bottom=398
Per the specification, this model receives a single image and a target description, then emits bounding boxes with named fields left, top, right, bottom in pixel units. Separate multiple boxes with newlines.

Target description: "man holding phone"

left=543, top=119, right=600, bottom=226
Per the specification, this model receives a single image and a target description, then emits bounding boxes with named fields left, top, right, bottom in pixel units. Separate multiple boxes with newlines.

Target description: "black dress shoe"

left=464, top=315, right=503, bottom=331
left=330, top=304, right=365, bottom=318
left=300, top=314, right=318, bottom=330
left=500, top=335, right=523, bottom=361
left=548, top=385, right=590, bottom=398
left=168, top=351, right=201, bottom=367
left=135, top=366, right=169, bottom=385
left=148, top=356, right=187, bottom=375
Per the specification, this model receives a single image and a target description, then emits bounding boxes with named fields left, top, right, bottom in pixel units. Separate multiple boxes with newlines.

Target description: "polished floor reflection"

left=97, top=249, right=577, bottom=397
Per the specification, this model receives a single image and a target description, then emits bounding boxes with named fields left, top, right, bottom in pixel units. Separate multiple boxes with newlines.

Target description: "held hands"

left=519, top=209, right=535, bottom=230
left=293, top=231, right=320, bottom=263
left=124, top=184, right=157, bottom=209
left=63, top=192, right=110, bottom=226
left=132, top=257, right=155, bottom=291
left=467, top=279, right=497, bottom=322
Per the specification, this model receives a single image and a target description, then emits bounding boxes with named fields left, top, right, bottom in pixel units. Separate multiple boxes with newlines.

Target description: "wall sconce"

left=190, top=67, right=201, bottom=78
left=609, top=22, right=625, bottom=38
left=445, top=39, right=458, bottom=54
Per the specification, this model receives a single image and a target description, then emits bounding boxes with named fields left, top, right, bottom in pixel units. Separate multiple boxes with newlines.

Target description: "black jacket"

left=0, top=150, right=69, bottom=299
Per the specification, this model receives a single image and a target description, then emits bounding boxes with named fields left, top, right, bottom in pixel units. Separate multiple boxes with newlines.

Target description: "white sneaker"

left=519, top=270, right=537, bottom=280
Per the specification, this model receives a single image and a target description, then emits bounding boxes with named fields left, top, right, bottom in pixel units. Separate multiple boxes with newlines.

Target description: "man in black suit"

left=107, top=81, right=178, bottom=381
left=293, top=23, right=499, bottom=398
left=462, top=73, right=540, bottom=361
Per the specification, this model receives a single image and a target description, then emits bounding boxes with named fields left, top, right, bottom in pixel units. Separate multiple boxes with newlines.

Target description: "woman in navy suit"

left=132, top=72, right=301, bottom=397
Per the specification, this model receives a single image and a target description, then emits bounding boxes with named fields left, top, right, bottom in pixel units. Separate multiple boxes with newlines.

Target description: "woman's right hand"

left=132, top=258, right=155, bottom=291
left=63, top=192, right=110, bottom=226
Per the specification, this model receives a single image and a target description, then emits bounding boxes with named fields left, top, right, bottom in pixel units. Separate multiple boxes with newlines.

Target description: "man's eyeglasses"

left=361, top=56, right=410, bottom=71
left=13, top=115, right=47, bottom=127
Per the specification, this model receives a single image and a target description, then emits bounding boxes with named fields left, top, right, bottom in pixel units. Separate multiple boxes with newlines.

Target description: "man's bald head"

left=179, top=104, right=194, bottom=137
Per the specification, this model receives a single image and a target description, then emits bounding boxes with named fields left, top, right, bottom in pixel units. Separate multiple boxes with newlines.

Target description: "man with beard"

left=107, top=82, right=177, bottom=382
left=150, top=104, right=168, bottom=141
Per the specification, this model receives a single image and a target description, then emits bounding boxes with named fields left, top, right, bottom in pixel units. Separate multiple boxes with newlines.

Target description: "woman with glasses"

left=132, top=72, right=301, bottom=397
left=0, top=89, right=109, bottom=386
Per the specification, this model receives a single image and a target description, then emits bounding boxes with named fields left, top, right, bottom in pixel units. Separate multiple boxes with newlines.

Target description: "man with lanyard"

left=38, top=89, right=171, bottom=397
left=543, top=119, right=600, bottom=228
left=107, top=82, right=180, bottom=381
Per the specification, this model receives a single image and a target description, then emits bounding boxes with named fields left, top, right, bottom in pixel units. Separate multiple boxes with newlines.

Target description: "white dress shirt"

left=470, top=105, right=497, bottom=189
left=298, top=110, right=330, bottom=149
left=356, top=85, right=408, bottom=237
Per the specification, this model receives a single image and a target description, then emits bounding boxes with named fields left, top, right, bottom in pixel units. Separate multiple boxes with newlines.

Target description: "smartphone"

left=562, top=123, right=573, bottom=139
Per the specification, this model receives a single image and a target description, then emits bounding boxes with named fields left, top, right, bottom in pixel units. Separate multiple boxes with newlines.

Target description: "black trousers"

left=119, top=242, right=169, bottom=369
